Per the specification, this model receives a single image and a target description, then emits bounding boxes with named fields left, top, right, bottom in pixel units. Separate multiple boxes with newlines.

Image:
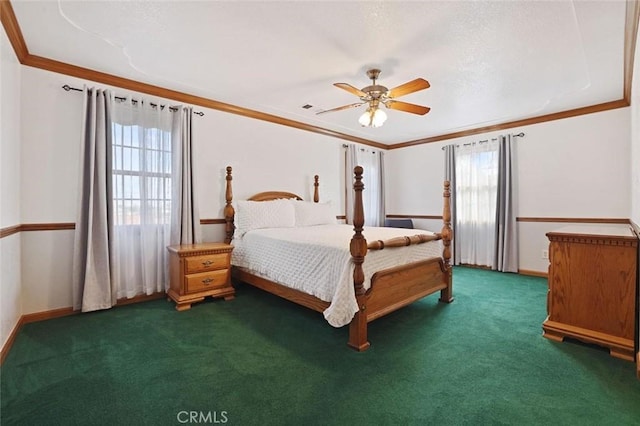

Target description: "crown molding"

left=0, top=0, right=27, bottom=61
left=388, top=99, right=630, bottom=149
left=1, top=0, right=638, bottom=150
left=624, top=0, right=640, bottom=103
left=22, top=54, right=386, bottom=149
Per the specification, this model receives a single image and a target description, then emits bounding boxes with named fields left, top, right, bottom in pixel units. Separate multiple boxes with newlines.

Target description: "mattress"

left=231, top=224, right=443, bottom=327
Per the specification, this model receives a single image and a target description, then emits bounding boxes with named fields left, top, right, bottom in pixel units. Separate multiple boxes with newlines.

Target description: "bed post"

left=348, top=166, right=370, bottom=351
left=224, top=166, right=235, bottom=244
left=313, top=175, right=319, bottom=203
left=439, top=180, right=454, bottom=303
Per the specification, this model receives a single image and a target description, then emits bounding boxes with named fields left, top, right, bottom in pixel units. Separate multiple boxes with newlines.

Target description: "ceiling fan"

left=317, top=69, right=431, bottom=127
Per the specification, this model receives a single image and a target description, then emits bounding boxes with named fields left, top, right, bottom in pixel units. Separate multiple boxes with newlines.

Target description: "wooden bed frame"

left=223, top=165, right=453, bottom=351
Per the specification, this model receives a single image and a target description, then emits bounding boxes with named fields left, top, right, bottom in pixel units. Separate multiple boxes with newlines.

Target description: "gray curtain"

left=171, top=106, right=201, bottom=245
left=72, top=87, right=116, bottom=312
left=345, top=144, right=358, bottom=224
left=377, top=150, right=386, bottom=227
left=494, top=134, right=518, bottom=272
left=443, top=144, right=459, bottom=265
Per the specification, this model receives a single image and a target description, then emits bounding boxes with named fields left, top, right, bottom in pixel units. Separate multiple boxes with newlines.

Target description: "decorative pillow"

left=291, top=200, right=336, bottom=227
left=235, top=199, right=295, bottom=237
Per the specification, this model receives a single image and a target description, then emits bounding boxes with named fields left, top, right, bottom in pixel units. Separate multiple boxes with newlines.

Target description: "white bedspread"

left=231, top=224, right=443, bottom=327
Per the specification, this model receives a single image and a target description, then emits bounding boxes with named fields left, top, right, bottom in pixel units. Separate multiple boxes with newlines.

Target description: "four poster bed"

left=223, top=165, right=454, bottom=351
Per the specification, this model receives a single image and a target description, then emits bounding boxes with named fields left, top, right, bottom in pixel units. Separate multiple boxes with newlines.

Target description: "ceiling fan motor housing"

left=363, top=69, right=388, bottom=100
left=361, top=85, right=389, bottom=101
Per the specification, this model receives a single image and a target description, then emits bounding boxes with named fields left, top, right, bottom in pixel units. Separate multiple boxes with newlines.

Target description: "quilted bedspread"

left=231, top=224, right=443, bottom=327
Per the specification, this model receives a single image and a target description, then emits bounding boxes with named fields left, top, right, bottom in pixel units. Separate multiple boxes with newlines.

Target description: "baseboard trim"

left=458, top=263, right=492, bottom=270
left=0, top=316, right=24, bottom=365
left=22, top=306, right=77, bottom=324
left=518, top=269, right=549, bottom=278
left=452, top=263, right=549, bottom=278
left=455, top=264, right=548, bottom=278
left=0, top=291, right=167, bottom=365
left=116, top=292, right=167, bottom=306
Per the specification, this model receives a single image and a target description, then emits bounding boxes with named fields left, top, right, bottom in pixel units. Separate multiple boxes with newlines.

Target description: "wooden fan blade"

left=334, top=83, right=367, bottom=98
left=385, top=100, right=431, bottom=115
left=388, top=78, right=430, bottom=98
left=316, top=102, right=365, bottom=115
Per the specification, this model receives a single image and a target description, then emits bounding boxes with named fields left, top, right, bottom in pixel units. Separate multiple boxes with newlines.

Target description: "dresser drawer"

left=185, top=253, right=230, bottom=274
left=185, top=269, right=229, bottom=293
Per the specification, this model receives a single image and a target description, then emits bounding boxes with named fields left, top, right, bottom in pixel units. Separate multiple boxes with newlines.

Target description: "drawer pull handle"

left=202, top=278, right=214, bottom=285
left=202, top=260, right=214, bottom=266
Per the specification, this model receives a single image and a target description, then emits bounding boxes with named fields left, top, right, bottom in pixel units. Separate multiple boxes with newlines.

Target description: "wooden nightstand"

left=167, top=243, right=235, bottom=311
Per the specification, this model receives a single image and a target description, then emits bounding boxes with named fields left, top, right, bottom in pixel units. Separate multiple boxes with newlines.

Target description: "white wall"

left=631, top=30, right=640, bottom=227
left=19, top=67, right=82, bottom=314
left=386, top=107, right=631, bottom=273
left=9, top=44, right=638, bottom=318
left=1, top=27, right=23, bottom=348
left=194, top=108, right=345, bottom=242
left=18, top=66, right=346, bottom=314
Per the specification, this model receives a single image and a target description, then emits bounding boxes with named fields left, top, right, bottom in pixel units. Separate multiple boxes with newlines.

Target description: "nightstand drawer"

left=185, top=253, right=230, bottom=274
left=185, top=269, right=230, bottom=293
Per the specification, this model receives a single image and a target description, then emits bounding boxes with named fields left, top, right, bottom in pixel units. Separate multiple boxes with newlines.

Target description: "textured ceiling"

left=10, top=0, right=630, bottom=145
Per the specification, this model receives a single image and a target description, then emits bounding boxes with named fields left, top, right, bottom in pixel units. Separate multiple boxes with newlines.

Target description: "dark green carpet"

left=1, top=267, right=639, bottom=425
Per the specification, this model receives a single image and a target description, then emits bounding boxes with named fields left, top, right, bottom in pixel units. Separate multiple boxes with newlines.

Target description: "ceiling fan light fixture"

left=359, top=107, right=387, bottom=128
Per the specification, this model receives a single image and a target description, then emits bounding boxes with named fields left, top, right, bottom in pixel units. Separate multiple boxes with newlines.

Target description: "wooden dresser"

left=542, top=225, right=638, bottom=361
left=167, top=243, right=235, bottom=311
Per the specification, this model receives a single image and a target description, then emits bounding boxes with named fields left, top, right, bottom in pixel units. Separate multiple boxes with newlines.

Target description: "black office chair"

left=384, top=219, right=414, bottom=229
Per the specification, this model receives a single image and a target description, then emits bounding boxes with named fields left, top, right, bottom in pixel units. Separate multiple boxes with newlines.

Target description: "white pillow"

left=235, top=199, right=295, bottom=237
left=291, top=200, right=336, bottom=227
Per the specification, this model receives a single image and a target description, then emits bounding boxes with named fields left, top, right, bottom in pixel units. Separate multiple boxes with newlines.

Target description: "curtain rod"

left=62, top=85, right=204, bottom=116
left=440, top=132, right=525, bottom=150
left=342, top=144, right=377, bottom=154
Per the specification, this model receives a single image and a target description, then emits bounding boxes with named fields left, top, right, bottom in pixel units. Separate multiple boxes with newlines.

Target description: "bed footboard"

left=366, top=258, right=449, bottom=321
left=347, top=257, right=452, bottom=351
left=347, top=168, right=453, bottom=351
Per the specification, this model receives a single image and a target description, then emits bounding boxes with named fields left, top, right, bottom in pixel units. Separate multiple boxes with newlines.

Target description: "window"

left=345, top=145, right=385, bottom=227
left=357, top=148, right=384, bottom=226
left=110, top=102, right=175, bottom=299
left=112, top=122, right=173, bottom=226
left=455, top=141, right=499, bottom=266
